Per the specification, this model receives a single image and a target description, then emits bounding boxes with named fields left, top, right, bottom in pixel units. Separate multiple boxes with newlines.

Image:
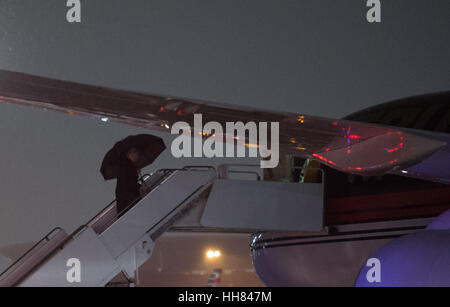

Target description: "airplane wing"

left=0, top=70, right=447, bottom=182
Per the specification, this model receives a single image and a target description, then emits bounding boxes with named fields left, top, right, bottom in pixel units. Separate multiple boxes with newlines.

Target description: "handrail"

left=0, top=227, right=63, bottom=278
left=157, top=168, right=182, bottom=173
left=147, top=173, right=217, bottom=241
left=227, top=170, right=261, bottom=181
left=86, top=173, right=155, bottom=228
left=71, top=169, right=205, bottom=237
left=138, top=173, right=151, bottom=185
left=119, top=167, right=215, bottom=221
left=220, top=164, right=260, bottom=168
left=183, top=165, right=216, bottom=171
left=86, top=198, right=117, bottom=227
left=88, top=171, right=177, bottom=233
left=291, top=166, right=325, bottom=184
left=218, top=164, right=261, bottom=180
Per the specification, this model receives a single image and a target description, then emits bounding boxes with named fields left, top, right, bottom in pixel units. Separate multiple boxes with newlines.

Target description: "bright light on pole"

left=206, top=249, right=221, bottom=259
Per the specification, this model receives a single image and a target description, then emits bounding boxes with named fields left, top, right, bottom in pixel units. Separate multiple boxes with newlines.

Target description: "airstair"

left=0, top=165, right=325, bottom=287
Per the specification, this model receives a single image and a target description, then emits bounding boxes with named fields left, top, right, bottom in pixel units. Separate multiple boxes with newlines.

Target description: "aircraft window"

left=433, top=108, right=450, bottom=133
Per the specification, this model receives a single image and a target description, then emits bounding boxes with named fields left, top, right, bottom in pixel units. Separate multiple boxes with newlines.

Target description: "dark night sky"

left=0, top=0, right=448, bottom=281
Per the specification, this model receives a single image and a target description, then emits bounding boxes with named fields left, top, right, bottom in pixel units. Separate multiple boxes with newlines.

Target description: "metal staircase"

left=0, top=167, right=216, bottom=287
left=0, top=165, right=325, bottom=287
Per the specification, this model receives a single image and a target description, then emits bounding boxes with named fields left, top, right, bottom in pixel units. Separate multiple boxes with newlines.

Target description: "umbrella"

left=100, top=134, right=166, bottom=180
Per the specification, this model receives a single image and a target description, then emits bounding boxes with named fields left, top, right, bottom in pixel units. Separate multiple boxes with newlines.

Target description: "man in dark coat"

left=116, top=148, right=141, bottom=215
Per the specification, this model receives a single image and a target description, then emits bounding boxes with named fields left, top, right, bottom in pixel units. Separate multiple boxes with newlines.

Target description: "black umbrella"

left=100, top=134, right=166, bottom=180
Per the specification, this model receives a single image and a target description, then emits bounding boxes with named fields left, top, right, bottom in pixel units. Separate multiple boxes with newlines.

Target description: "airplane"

left=355, top=209, right=450, bottom=287
left=0, top=69, right=448, bottom=286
